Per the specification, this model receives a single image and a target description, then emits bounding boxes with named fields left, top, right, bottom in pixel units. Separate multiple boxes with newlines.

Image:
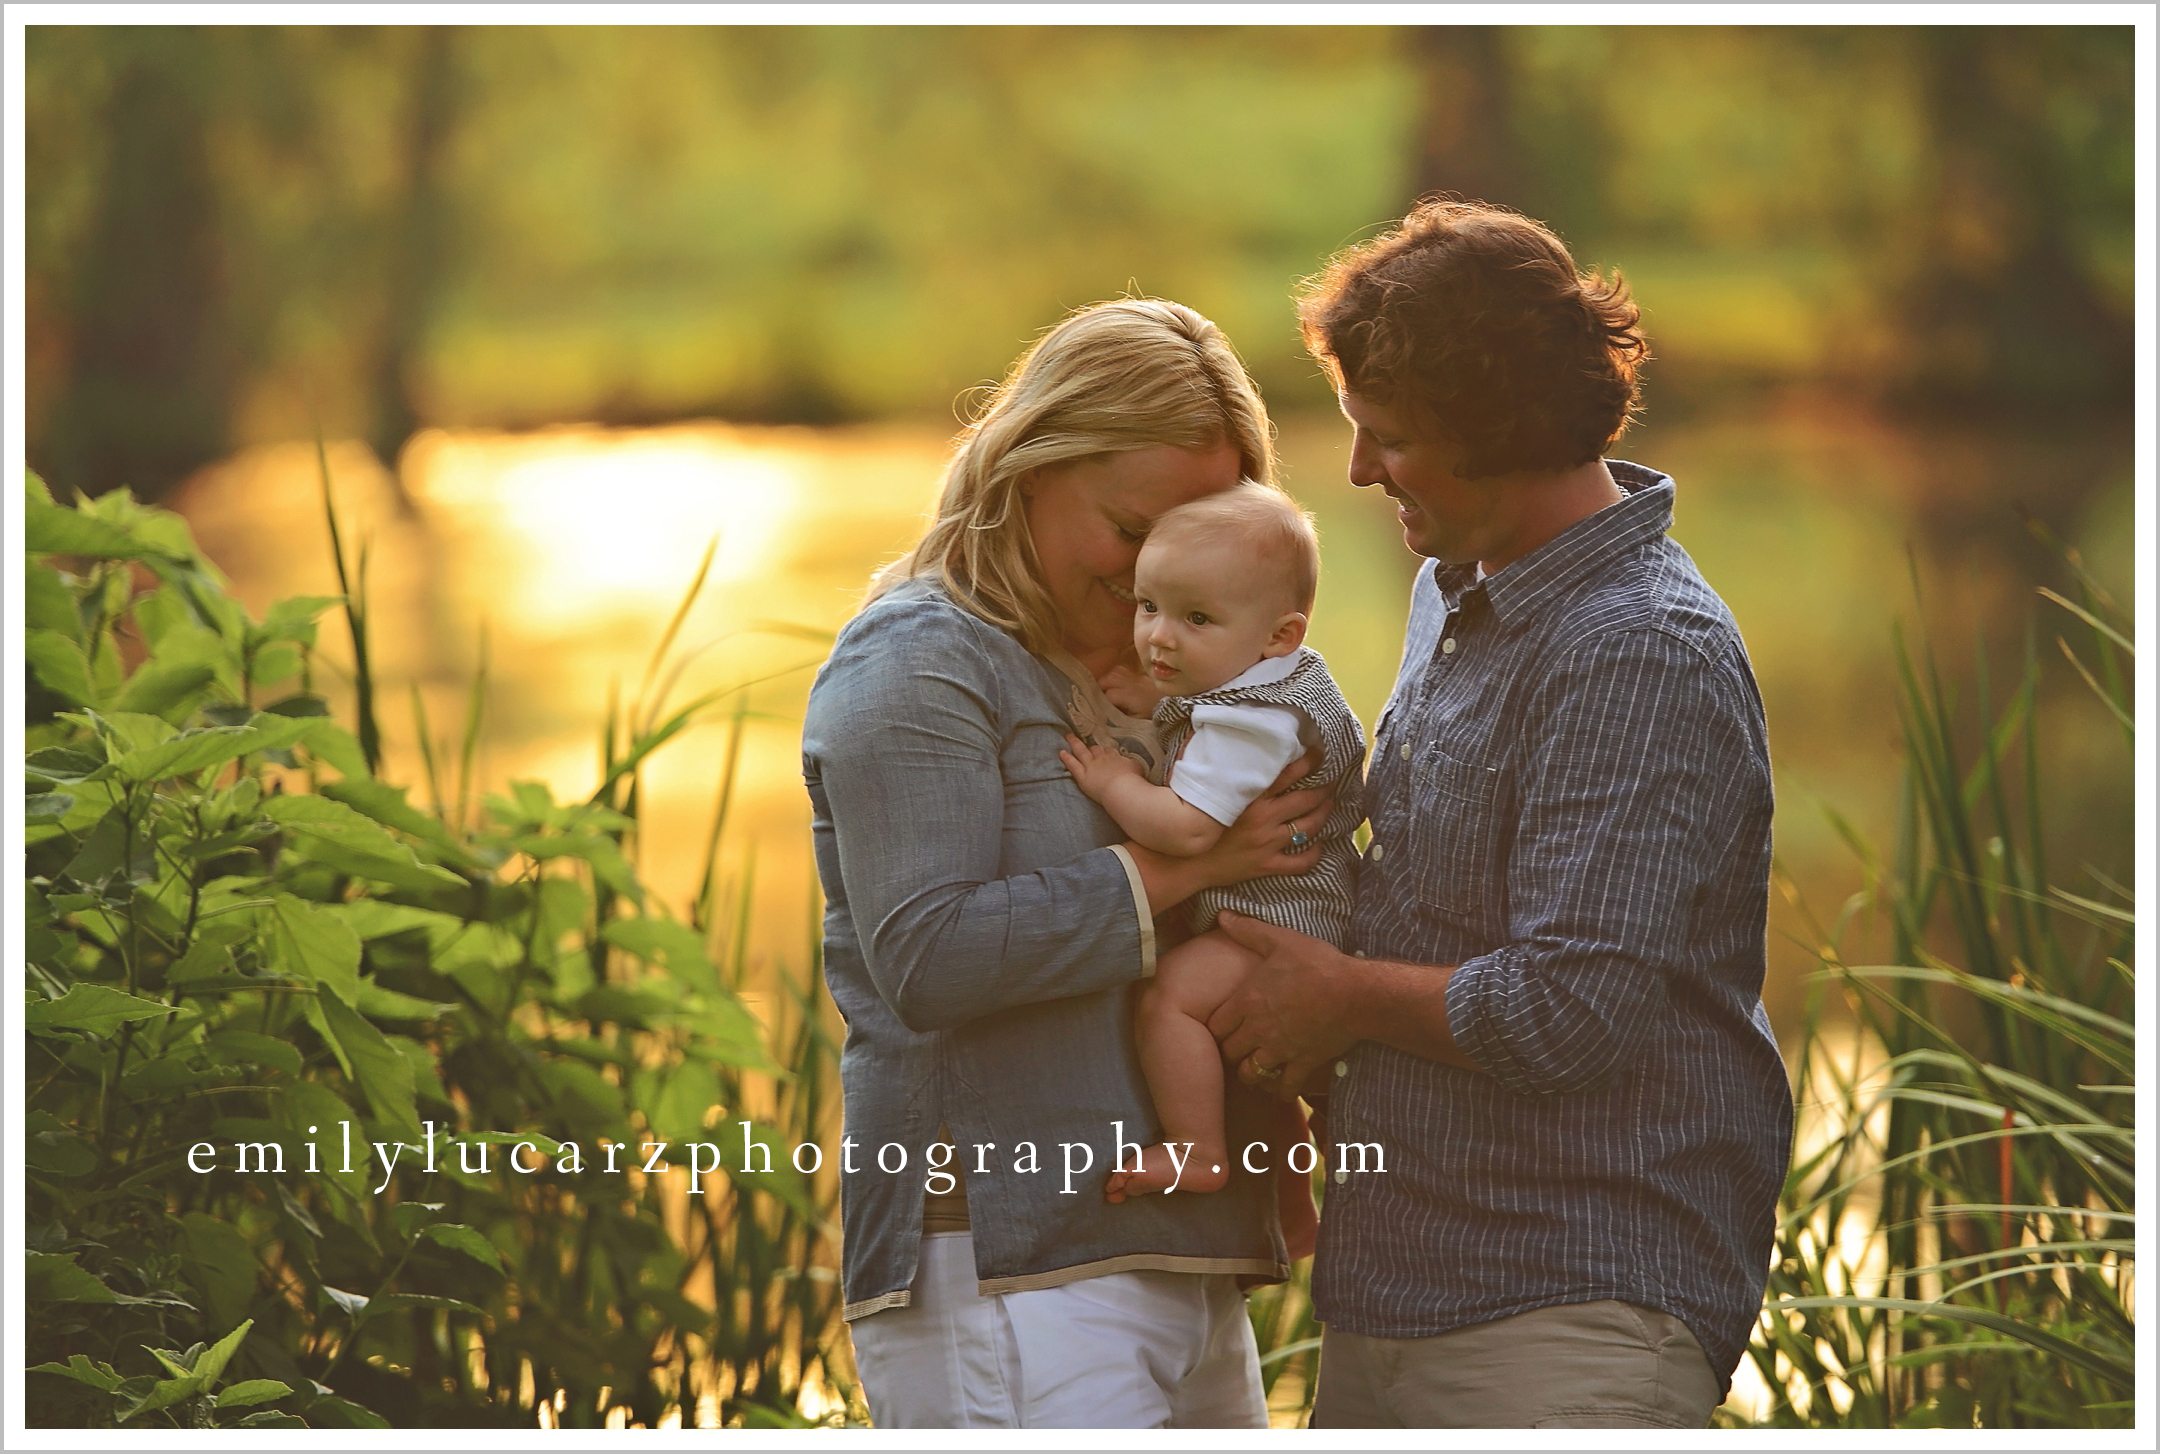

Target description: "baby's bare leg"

left=1105, top=929, right=1258, bottom=1201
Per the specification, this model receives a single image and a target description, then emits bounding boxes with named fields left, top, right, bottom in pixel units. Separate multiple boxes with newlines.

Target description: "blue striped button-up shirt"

left=1315, top=461, right=1794, bottom=1394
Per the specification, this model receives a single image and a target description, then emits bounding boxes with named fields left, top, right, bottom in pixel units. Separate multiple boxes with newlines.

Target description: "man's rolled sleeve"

left=1442, top=628, right=1747, bottom=1097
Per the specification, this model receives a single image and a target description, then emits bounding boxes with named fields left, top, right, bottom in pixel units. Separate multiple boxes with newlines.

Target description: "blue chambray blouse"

left=801, top=577, right=1288, bottom=1321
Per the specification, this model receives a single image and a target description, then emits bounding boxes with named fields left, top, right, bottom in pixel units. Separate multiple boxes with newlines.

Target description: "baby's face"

left=1131, top=535, right=1299, bottom=696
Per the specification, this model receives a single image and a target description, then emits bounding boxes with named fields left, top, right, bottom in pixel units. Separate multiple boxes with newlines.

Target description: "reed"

left=1738, top=541, right=2135, bottom=1428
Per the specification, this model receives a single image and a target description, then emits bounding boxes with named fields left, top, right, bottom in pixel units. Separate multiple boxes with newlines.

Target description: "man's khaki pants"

left=1310, top=1299, right=1722, bottom=1429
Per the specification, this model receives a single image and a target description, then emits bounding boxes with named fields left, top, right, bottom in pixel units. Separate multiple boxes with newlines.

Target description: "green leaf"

left=201, top=1028, right=305, bottom=1078
left=27, top=629, right=98, bottom=706
left=649, top=1059, right=722, bottom=1142
left=179, top=1214, right=261, bottom=1334
left=323, top=1286, right=370, bottom=1319
left=419, top=1223, right=506, bottom=1272
left=360, top=1291, right=487, bottom=1322
left=254, top=595, right=341, bottom=644
left=301, top=1394, right=390, bottom=1428
left=248, top=642, right=304, bottom=687
left=25, top=1119, right=98, bottom=1178
left=294, top=718, right=371, bottom=780
left=263, top=894, right=362, bottom=1002
left=511, top=832, right=643, bottom=906
left=215, top=1379, right=292, bottom=1410
left=120, top=1371, right=209, bottom=1421
left=27, top=563, right=80, bottom=637
left=349, top=981, right=458, bottom=1021
left=25, top=1251, right=121, bottom=1303
left=321, top=777, right=468, bottom=858
left=25, top=983, right=177, bottom=1039
left=600, top=915, right=713, bottom=976
left=113, top=715, right=314, bottom=783
left=112, top=660, right=218, bottom=719
left=25, top=489, right=172, bottom=559
left=264, top=796, right=465, bottom=891
left=28, top=750, right=106, bottom=794
left=306, top=987, right=422, bottom=1141
left=28, top=1354, right=125, bottom=1391
left=26, top=793, right=75, bottom=823
left=189, top=1317, right=255, bottom=1392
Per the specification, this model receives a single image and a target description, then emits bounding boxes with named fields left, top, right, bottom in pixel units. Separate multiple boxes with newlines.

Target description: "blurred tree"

left=368, top=26, right=460, bottom=493
left=37, top=29, right=236, bottom=499
left=1407, top=27, right=1525, bottom=211
left=1893, top=26, right=2133, bottom=416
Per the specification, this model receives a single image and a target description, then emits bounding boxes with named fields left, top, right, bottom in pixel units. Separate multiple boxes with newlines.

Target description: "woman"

left=801, top=298, right=1332, bottom=1428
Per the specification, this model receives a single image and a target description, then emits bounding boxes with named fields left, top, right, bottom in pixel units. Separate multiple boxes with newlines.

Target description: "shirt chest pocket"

left=1407, top=742, right=1501, bottom=920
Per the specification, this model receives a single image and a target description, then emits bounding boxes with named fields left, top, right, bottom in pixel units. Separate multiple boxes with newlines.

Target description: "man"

left=1208, top=198, right=1795, bottom=1428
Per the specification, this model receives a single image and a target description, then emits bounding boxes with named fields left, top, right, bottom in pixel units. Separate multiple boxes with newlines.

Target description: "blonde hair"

left=869, top=298, right=1276, bottom=654
left=1143, top=481, right=1321, bottom=617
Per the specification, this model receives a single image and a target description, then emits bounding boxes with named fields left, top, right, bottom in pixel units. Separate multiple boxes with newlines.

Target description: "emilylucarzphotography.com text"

left=183, top=1121, right=1389, bottom=1197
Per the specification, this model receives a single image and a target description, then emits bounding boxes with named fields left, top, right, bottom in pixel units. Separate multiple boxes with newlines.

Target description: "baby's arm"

left=1060, top=735, right=1228, bottom=856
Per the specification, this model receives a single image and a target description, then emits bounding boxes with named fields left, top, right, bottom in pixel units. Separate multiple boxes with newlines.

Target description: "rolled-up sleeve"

left=1444, top=628, right=1749, bottom=1096
left=808, top=595, right=1152, bottom=1033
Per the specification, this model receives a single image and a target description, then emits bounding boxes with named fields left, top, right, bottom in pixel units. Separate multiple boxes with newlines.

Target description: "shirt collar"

left=1213, top=644, right=1308, bottom=692
left=1434, top=460, right=1675, bottom=625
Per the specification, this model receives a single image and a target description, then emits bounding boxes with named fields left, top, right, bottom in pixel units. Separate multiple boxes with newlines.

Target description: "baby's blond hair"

left=1142, top=481, right=1320, bottom=616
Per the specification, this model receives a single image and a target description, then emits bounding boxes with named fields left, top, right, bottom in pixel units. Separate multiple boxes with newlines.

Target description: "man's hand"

left=1207, top=910, right=1362, bottom=1101
left=1059, top=733, right=1144, bottom=806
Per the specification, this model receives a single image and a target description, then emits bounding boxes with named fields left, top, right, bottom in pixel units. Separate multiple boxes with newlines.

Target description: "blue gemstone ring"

left=1287, top=822, right=1314, bottom=854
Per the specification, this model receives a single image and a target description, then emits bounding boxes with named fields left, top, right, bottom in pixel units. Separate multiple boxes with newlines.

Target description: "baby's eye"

left=1137, top=598, right=1157, bottom=614
left=1185, top=611, right=1210, bottom=627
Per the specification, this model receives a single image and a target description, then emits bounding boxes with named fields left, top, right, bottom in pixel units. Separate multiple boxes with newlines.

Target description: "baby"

left=1060, top=482, right=1364, bottom=1242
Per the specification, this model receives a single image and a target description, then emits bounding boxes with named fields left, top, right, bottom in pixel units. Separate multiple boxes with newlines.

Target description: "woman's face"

left=1022, top=440, right=1243, bottom=659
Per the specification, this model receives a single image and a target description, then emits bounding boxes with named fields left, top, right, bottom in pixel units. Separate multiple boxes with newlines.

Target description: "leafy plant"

left=22, top=468, right=844, bottom=1427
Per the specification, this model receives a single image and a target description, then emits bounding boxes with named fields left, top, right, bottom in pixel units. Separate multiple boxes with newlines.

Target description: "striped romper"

left=1155, top=646, right=1366, bottom=945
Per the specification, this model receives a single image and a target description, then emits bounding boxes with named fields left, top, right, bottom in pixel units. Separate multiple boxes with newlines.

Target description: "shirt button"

left=1441, top=637, right=1458, bottom=655
left=1352, top=949, right=1367, bottom=958
left=1334, top=1060, right=1349, bottom=1078
left=1368, top=842, right=1384, bottom=862
left=1333, top=1167, right=1349, bottom=1185
left=1398, top=741, right=1411, bottom=761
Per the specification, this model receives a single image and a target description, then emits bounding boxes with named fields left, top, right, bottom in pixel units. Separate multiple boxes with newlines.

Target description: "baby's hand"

left=1097, top=662, right=1165, bottom=717
left=1059, top=733, right=1143, bottom=803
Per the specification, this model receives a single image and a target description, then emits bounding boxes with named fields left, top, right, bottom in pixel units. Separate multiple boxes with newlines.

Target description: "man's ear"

left=1264, top=612, right=1309, bottom=657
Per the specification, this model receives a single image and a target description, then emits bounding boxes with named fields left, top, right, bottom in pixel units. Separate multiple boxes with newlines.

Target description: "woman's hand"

left=1192, top=749, right=1332, bottom=890
left=1124, top=751, right=1332, bottom=915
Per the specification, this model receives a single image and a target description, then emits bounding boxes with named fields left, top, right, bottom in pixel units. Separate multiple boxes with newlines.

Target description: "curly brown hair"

left=1297, top=197, right=1650, bottom=480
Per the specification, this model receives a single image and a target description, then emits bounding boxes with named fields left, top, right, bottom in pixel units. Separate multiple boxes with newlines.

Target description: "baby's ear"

left=1265, top=612, right=1309, bottom=657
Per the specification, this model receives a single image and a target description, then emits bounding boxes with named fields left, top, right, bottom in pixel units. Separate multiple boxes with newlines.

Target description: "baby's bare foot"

left=1104, top=1143, right=1229, bottom=1201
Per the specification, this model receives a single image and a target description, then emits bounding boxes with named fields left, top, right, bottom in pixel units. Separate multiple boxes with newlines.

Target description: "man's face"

left=1338, top=389, right=1503, bottom=566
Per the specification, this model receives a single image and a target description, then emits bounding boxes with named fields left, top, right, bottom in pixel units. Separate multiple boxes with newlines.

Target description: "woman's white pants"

left=846, top=1231, right=1269, bottom=1428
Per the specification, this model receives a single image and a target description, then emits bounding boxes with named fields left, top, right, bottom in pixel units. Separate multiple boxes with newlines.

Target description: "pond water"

left=165, top=403, right=2133, bottom=1041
